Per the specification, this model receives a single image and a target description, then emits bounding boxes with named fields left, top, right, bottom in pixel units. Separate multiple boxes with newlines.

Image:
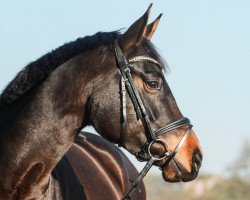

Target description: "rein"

left=114, top=41, right=192, bottom=200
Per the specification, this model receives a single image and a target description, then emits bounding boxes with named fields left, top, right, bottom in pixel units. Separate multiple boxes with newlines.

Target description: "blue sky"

left=0, top=1, right=250, bottom=175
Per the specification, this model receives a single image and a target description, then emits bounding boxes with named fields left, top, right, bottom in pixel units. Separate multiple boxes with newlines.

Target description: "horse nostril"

left=192, top=150, right=202, bottom=173
left=193, top=162, right=198, bottom=172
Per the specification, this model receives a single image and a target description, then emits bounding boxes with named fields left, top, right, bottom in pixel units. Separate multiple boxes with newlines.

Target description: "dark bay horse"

left=51, top=131, right=145, bottom=200
left=0, top=4, right=202, bottom=199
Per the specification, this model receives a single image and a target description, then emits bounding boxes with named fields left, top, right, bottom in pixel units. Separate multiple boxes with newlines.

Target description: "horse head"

left=89, top=4, right=202, bottom=183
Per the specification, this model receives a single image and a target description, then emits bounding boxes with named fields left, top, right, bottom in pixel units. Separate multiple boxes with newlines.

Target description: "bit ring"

left=148, top=139, right=169, bottom=161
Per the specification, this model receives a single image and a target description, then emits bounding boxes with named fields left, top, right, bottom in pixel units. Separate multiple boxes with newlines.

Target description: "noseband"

left=114, top=41, right=193, bottom=199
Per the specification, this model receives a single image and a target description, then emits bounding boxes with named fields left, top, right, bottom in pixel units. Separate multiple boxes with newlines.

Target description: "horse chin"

left=161, top=160, right=183, bottom=182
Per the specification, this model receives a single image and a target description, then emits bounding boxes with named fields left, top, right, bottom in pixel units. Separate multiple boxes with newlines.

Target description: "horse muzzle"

left=161, top=148, right=202, bottom=182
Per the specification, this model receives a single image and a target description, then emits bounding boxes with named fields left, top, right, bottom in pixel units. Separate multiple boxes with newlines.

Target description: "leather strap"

left=114, top=41, right=156, bottom=141
left=121, top=75, right=127, bottom=122
left=154, top=117, right=190, bottom=137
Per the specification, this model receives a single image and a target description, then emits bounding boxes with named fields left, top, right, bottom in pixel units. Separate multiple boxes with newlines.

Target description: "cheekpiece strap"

left=121, top=76, right=127, bottom=122
left=114, top=40, right=156, bottom=141
left=114, top=41, right=143, bottom=120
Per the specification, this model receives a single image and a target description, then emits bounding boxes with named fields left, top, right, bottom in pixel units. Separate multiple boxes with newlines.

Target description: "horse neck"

left=0, top=48, right=110, bottom=199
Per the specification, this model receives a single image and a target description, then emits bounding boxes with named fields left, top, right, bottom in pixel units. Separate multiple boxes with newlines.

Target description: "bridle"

left=114, top=40, right=193, bottom=199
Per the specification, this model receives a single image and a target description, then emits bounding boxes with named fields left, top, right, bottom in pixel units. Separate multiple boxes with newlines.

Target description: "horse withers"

left=0, top=4, right=202, bottom=199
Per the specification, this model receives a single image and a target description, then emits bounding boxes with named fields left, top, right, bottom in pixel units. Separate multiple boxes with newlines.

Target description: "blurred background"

left=1, top=1, right=249, bottom=199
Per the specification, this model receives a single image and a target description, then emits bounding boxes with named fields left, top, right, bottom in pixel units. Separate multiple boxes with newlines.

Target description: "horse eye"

left=146, top=81, right=159, bottom=90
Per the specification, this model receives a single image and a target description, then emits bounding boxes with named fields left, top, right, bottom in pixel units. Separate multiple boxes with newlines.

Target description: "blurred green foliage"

left=200, top=177, right=250, bottom=200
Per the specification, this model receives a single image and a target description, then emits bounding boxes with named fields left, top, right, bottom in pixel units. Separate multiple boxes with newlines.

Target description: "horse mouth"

left=160, top=160, right=183, bottom=182
left=136, top=153, right=200, bottom=183
left=135, top=152, right=184, bottom=182
left=160, top=159, right=199, bottom=182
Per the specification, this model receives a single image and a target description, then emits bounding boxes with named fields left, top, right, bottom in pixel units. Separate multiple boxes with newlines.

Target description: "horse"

left=0, top=4, right=202, bottom=199
left=50, top=131, right=146, bottom=200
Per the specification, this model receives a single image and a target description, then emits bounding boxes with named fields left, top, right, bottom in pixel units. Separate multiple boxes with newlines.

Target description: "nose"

left=182, top=149, right=202, bottom=182
left=192, top=149, right=202, bottom=174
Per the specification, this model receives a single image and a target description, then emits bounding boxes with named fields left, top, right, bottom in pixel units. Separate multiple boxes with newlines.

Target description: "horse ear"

left=144, top=14, right=162, bottom=40
left=120, top=3, right=152, bottom=51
